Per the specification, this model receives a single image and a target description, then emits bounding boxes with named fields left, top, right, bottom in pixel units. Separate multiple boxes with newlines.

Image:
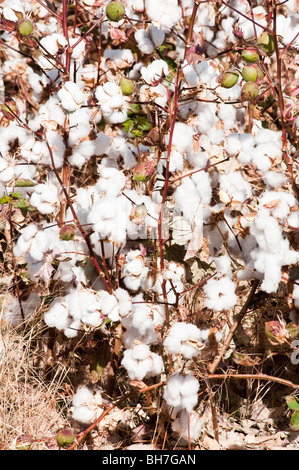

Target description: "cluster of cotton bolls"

left=12, top=222, right=87, bottom=287
left=1, top=0, right=299, bottom=444
left=164, top=373, right=203, bottom=441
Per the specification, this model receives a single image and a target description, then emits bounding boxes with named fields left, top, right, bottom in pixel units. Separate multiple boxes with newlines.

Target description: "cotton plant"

left=0, top=0, right=299, bottom=448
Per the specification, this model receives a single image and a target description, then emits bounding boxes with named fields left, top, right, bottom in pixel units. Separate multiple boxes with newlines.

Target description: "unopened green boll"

left=106, top=1, right=126, bottom=22
left=220, top=72, right=239, bottom=88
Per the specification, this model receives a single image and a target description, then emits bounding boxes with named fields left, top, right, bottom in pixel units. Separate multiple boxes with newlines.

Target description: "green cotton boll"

left=220, top=72, right=239, bottom=88
left=241, top=47, right=259, bottom=63
left=257, top=31, right=275, bottom=55
left=120, top=76, right=134, bottom=95
left=106, top=1, right=126, bottom=22
left=242, top=64, right=264, bottom=82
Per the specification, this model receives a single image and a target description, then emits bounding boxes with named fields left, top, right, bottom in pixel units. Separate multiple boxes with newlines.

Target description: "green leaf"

left=15, top=179, right=36, bottom=187
left=285, top=395, right=299, bottom=411
left=290, top=410, right=299, bottom=431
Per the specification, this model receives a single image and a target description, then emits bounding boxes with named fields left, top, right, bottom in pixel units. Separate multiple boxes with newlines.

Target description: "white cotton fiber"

left=172, top=410, right=203, bottom=442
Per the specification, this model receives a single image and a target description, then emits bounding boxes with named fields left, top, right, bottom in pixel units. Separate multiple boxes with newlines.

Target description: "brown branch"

left=207, top=373, right=299, bottom=390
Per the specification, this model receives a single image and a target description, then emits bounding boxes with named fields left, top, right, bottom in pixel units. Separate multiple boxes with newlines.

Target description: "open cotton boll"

left=212, top=254, right=232, bottom=278
left=68, top=108, right=93, bottom=146
left=164, top=322, right=204, bottom=359
left=121, top=343, right=154, bottom=380
left=0, top=156, right=15, bottom=183
left=95, top=81, right=128, bottom=124
left=13, top=224, right=51, bottom=262
left=237, top=5, right=267, bottom=40
left=262, top=170, right=287, bottom=189
left=204, top=277, right=237, bottom=311
left=144, top=0, right=181, bottom=31
left=104, top=48, right=134, bottom=68
left=251, top=143, right=282, bottom=173
left=100, top=292, right=120, bottom=322
left=29, top=183, right=59, bottom=214
left=259, top=190, right=295, bottom=223
left=172, top=410, right=203, bottom=442
left=44, top=297, right=71, bottom=331
left=87, top=194, right=130, bottom=245
left=248, top=208, right=299, bottom=293
left=139, top=83, right=168, bottom=108
left=123, top=250, right=149, bottom=291
left=69, top=36, right=86, bottom=61
left=173, top=177, right=203, bottom=228
left=38, top=33, right=68, bottom=70
left=28, top=95, right=65, bottom=131
left=4, top=292, right=40, bottom=327
left=57, top=80, right=86, bottom=112
left=293, top=285, right=299, bottom=309
left=164, top=373, right=199, bottom=413
left=134, top=25, right=165, bottom=54
left=219, top=170, right=252, bottom=203
left=140, top=59, right=169, bottom=85
left=96, top=167, right=126, bottom=197
left=169, top=122, right=194, bottom=154
left=71, top=386, right=103, bottom=424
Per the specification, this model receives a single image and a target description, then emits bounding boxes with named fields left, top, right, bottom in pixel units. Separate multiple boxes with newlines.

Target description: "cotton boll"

left=144, top=352, right=164, bottom=378
left=204, top=277, right=237, bottom=311
left=259, top=190, right=295, bottom=222
left=193, top=102, right=219, bottom=134
left=71, top=386, right=103, bottom=424
left=121, top=343, right=153, bottom=380
left=164, top=373, right=199, bottom=412
left=58, top=80, right=86, bottom=112
left=44, top=297, right=71, bottom=331
left=293, top=285, right=299, bottom=309
left=224, top=133, right=241, bottom=157
left=135, top=29, right=155, bottom=54
left=96, top=167, right=126, bottom=197
left=101, top=292, right=119, bottom=322
left=140, top=59, right=169, bottom=85
left=95, top=82, right=128, bottom=124
left=172, top=410, right=203, bottom=442
left=123, top=250, right=149, bottom=292
left=139, top=83, right=168, bottom=108
left=68, top=108, right=93, bottom=146
left=262, top=170, right=287, bottom=189
left=135, top=26, right=165, bottom=54
left=247, top=207, right=299, bottom=292
left=164, top=322, right=204, bottom=359
left=169, top=122, right=194, bottom=154
left=144, top=0, right=181, bottom=31
left=219, top=170, right=252, bottom=203
left=104, top=48, right=134, bottom=68
left=29, top=183, right=59, bottom=214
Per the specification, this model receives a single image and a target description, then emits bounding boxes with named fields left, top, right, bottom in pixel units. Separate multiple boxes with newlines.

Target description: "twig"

left=207, top=373, right=299, bottom=390
left=43, top=131, right=111, bottom=293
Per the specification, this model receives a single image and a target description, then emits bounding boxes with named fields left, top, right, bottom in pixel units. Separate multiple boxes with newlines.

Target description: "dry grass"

left=0, top=307, right=72, bottom=450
